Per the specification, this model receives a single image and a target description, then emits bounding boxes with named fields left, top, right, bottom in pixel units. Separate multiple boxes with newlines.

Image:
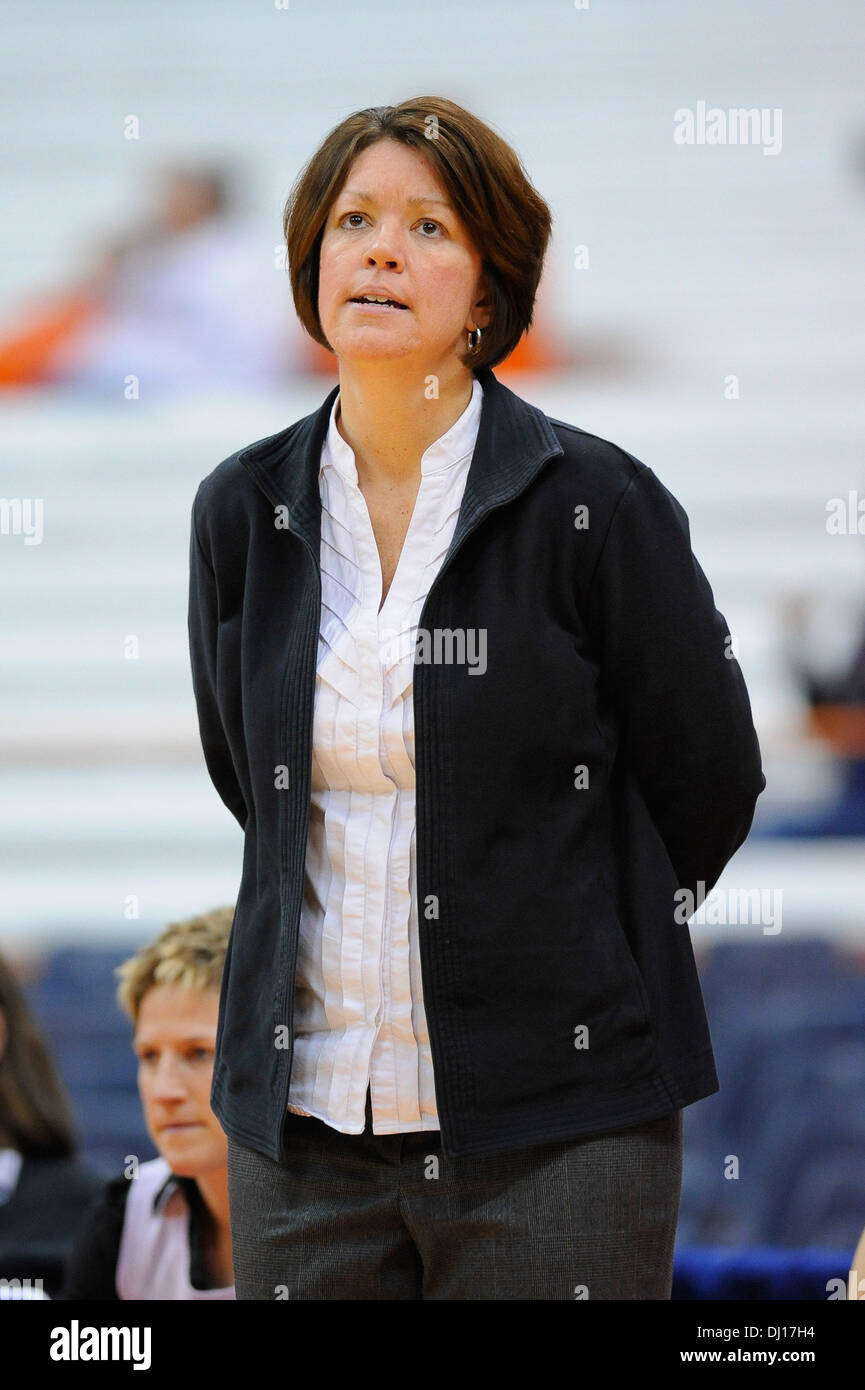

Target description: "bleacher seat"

left=679, top=942, right=865, bottom=1249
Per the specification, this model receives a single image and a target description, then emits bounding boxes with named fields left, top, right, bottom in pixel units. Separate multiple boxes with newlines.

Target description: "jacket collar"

left=152, top=1168, right=202, bottom=1217
left=237, top=365, right=564, bottom=561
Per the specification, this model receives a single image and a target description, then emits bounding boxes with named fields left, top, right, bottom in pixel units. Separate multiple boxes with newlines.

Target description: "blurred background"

left=1, top=0, right=864, bottom=1299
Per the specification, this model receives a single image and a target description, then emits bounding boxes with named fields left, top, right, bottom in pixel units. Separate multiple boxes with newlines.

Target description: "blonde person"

left=187, top=95, right=766, bottom=1300
left=58, top=908, right=235, bottom=1300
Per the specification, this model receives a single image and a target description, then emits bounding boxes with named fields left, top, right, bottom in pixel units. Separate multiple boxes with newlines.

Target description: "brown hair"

left=283, top=95, right=553, bottom=371
left=0, top=953, right=79, bottom=1158
left=115, top=905, right=234, bottom=1029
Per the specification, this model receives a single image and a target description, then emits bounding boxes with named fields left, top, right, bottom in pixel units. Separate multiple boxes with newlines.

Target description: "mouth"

left=348, top=295, right=409, bottom=311
left=160, top=1123, right=203, bottom=1133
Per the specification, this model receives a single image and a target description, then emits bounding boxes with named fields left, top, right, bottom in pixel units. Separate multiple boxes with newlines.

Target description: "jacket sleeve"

left=187, top=497, right=249, bottom=833
left=584, top=463, right=766, bottom=904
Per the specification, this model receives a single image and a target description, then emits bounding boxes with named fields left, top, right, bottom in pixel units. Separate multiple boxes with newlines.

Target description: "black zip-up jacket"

left=187, top=365, right=766, bottom=1162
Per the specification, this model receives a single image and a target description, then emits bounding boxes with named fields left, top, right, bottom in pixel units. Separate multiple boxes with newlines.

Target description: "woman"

left=0, top=952, right=104, bottom=1298
left=187, top=95, right=766, bottom=1300
left=59, top=908, right=235, bottom=1299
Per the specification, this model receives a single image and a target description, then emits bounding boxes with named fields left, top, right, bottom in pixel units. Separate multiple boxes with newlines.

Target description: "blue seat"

left=680, top=947, right=865, bottom=1247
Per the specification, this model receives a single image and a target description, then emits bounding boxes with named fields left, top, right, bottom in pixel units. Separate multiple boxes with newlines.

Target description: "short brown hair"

left=115, top=905, right=234, bottom=1029
left=283, top=95, right=553, bottom=371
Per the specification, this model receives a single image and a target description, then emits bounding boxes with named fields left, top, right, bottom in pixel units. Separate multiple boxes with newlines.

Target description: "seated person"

left=58, top=907, right=236, bottom=1300
left=0, top=952, right=104, bottom=1297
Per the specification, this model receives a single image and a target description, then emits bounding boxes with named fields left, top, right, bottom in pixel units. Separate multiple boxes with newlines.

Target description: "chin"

left=332, top=330, right=417, bottom=357
left=158, top=1148, right=209, bottom=1179
left=166, top=1137, right=228, bottom=1174
left=157, top=1133, right=207, bottom=1165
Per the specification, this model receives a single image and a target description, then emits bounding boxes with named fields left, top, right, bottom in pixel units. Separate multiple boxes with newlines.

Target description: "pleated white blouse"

left=285, top=375, right=484, bottom=1135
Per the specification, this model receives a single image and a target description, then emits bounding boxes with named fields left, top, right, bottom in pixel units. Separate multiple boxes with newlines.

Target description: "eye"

left=188, top=1046, right=212, bottom=1061
left=337, top=212, right=445, bottom=237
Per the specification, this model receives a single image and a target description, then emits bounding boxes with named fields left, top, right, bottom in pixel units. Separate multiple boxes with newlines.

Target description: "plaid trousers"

left=226, top=1088, right=683, bottom=1300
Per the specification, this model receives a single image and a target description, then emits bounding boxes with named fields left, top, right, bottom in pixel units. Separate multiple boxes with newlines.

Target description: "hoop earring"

left=467, top=324, right=483, bottom=353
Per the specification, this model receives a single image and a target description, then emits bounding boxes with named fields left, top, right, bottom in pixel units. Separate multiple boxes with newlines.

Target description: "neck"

left=335, top=359, right=476, bottom=488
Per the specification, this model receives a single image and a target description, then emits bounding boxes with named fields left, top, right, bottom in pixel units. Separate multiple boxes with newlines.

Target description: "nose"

left=363, top=215, right=405, bottom=270
left=149, top=1054, right=188, bottom=1102
left=366, top=252, right=399, bottom=269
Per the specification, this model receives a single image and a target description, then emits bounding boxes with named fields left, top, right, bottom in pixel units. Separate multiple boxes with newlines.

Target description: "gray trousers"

left=226, top=1089, right=683, bottom=1300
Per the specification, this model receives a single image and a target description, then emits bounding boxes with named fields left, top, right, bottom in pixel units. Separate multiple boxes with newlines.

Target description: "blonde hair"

left=115, top=906, right=234, bottom=1027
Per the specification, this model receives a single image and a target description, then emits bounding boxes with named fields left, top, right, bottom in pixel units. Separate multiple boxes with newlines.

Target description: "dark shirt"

left=0, top=1153, right=105, bottom=1299
left=58, top=1168, right=216, bottom=1299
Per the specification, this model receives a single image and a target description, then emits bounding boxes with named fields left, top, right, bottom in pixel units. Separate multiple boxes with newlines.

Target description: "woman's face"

left=317, top=138, right=489, bottom=372
left=134, top=983, right=227, bottom=1178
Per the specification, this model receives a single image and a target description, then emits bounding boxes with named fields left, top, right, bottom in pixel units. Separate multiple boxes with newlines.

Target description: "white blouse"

left=115, top=1158, right=234, bottom=1300
left=285, top=376, right=484, bottom=1134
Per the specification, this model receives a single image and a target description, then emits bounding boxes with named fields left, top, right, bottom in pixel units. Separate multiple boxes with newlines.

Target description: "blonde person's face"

left=317, top=138, right=488, bottom=371
left=133, top=984, right=227, bottom=1178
